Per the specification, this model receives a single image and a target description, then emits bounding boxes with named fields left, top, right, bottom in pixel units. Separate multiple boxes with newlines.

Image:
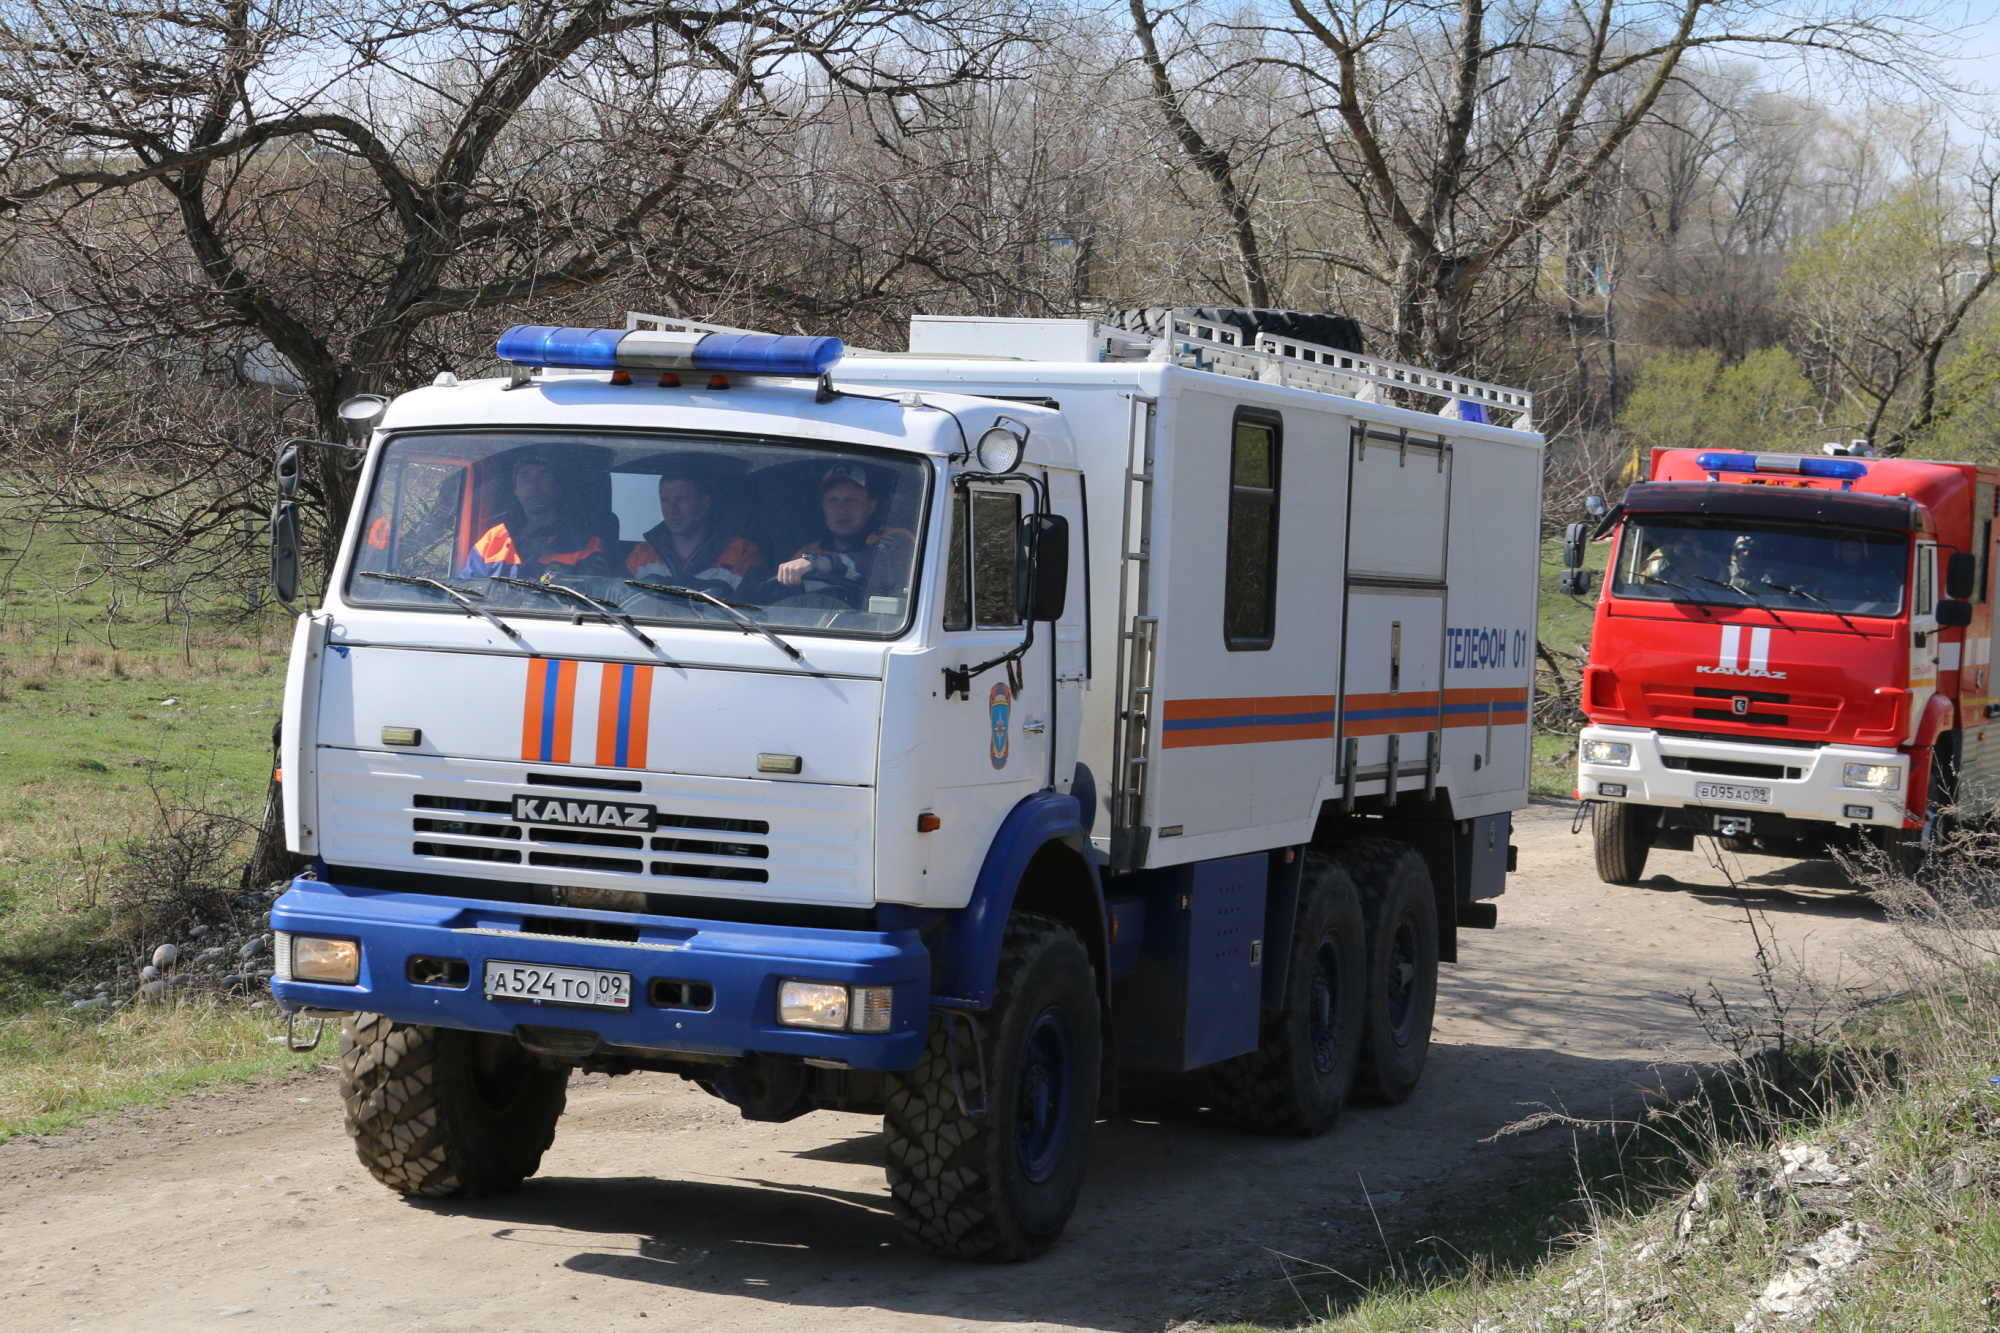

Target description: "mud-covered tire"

left=884, top=913, right=1101, bottom=1261
left=1341, top=839, right=1439, bottom=1107
left=339, top=1014, right=569, bottom=1198
left=1594, top=801, right=1652, bottom=885
left=1207, top=850, right=1366, bottom=1136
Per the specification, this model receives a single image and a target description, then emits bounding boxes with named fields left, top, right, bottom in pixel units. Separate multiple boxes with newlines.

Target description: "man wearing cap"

left=460, top=451, right=612, bottom=580
left=624, top=465, right=766, bottom=595
left=776, top=463, right=914, bottom=604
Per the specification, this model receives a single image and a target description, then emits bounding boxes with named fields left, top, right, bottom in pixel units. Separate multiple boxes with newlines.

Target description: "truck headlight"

left=777, top=981, right=894, bottom=1033
left=1842, top=763, right=1901, bottom=791
left=279, top=933, right=361, bottom=985
left=1582, top=740, right=1633, bottom=766
left=778, top=980, right=849, bottom=1030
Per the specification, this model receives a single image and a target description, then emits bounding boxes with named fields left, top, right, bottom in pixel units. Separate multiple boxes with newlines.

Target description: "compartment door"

left=1340, top=425, right=1450, bottom=799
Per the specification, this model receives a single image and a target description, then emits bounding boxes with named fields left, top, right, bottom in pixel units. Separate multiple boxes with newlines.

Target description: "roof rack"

left=1105, top=309, right=1534, bottom=431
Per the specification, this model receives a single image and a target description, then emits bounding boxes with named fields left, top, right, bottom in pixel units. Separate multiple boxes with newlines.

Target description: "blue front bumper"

left=269, top=876, right=931, bottom=1070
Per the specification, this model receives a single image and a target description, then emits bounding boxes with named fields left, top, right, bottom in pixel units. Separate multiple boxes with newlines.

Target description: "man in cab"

left=460, top=448, right=613, bottom=580
left=623, top=462, right=766, bottom=596
left=774, top=463, right=914, bottom=606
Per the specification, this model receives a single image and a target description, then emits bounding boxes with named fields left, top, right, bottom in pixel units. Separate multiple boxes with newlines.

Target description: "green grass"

left=0, top=998, right=324, bottom=1140
left=0, top=505, right=288, bottom=1000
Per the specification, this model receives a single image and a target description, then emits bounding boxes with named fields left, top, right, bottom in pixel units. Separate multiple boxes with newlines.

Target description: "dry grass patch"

left=0, top=998, right=322, bottom=1140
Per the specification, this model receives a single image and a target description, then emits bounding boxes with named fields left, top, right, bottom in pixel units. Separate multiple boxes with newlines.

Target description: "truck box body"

left=268, top=311, right=1542, bottom=1097
left=1577, top=446, right=1997, bottom=848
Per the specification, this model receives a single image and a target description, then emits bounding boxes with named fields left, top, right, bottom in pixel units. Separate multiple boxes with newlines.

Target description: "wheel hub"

left=1015, top=1006, right=1075, bottom=1184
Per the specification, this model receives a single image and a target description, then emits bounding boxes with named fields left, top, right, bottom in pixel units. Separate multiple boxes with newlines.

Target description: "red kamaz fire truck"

left=1566, top=445, right=1995, bottom=883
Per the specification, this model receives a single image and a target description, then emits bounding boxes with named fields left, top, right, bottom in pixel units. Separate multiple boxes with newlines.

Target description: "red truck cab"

left=1572, top=447, right=1995, bottom=882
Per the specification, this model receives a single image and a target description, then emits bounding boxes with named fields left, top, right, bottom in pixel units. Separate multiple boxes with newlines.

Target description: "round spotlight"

left=976, top=422, right=1026, bottom=473
left=336, top=394, right=391, bottom=442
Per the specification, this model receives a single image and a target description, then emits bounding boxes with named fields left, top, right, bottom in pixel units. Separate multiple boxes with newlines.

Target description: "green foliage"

left=1617, top=347, right=1821, bottom=459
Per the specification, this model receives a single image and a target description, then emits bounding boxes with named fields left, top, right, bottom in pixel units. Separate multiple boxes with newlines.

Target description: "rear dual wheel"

left=1344, top=839, right=1440, bottom=1106
left=1207, top=850, right=1367, bottom=1135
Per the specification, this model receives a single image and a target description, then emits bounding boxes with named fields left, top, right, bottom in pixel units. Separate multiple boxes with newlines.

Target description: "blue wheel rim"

left=1015, top=1005, right=1075, bottom=1184
left=1385, top=913, right=1419, bottom=1042
left=1309, top=941, right=1343, bottom=1075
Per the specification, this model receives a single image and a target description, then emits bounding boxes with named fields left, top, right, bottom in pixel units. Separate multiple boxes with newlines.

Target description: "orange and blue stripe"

left=521, top=658, right=579, bottom=763
left=1161, top=695, right=1338, bottom=749
left=1161, top=686, right=1530, bottom=749
left=521, top=659, right=656, bottom=767
left=593, top=663, right=654, bottom=769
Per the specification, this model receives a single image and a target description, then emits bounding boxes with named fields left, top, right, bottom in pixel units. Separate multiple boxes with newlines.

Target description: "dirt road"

left=1, top=804, right=1898, bottom=1332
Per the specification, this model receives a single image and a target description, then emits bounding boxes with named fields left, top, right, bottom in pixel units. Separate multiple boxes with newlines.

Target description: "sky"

left=1954, top=3, right=2000, bottom=100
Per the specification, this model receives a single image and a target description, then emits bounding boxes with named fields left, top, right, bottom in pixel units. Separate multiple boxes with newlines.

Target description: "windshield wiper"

left=360, top=573, right=525, bottom=645
left=1635, top=573, right=1714, bottom=615
left=624, top=580, right=805, bottom=663
left=489, top=576, right=661, bottom=654
left=1758, top=575, right=1862, bottom=634
left=1694, top=574, right=1771, bottom=607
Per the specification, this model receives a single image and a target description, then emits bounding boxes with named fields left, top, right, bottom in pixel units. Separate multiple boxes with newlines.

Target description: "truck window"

left=1225, top=410, right=1281, bottom=649
left=1611, top=516, right=1906, bottom=618
left=972, top=490, right=1023, bottom=628
left=345, top=431, right=929, bottom=639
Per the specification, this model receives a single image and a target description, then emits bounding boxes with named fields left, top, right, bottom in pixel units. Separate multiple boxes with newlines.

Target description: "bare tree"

left=1255, top=0, right=1936, bottom=372
left=0, top=0, right=1018, bottom=565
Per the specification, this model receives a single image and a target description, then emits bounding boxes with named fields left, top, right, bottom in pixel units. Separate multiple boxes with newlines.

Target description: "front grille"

left=529, top=850, right=645, bottom=873
left=1661, top=755, right=1802, bottom=781
left=1657, top=729, right=1824, bottom=749
left=1641, top=684, right=1840, bottom=734
left=415, top=794, right=512, bottom=814
left=329, top=756, right=867, bottom=912
left=532, top=827, right=645, bottom=850
left=651, top=835, right=766, bottom=859
left=654, top=861, right=769, bottom=883
left=528, top=771, right=642, bottom=793
left=414, top=818, right=521, bottom=839
left=414, top=841, right=522, bottom=864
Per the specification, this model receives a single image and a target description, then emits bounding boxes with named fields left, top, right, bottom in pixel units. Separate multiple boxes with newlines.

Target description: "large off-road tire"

left=1593, top=801, right=1652, bottom=885
left=1341, top=839, right=1439, bottom=1107
left=339, top=1014, right=569, bottom=1198
left=884, top=913, right=1102, bottom=1261
left=1207, top=850, right=1367, bottom=1136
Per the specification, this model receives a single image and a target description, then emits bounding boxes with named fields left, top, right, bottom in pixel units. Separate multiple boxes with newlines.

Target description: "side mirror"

left=275, top=440, right=303, bottom=500
left=1559, top=568, right=1595, bottom=596
left=1016, top=512, right=1069, bottom=622
left=1561, top=520, right=1589, bottom=569
left=1946, top=551, right=1977, bottom=601
left=1936, top=598, right=1973, bottom=629
left=270, top=499, right=302, bottom=605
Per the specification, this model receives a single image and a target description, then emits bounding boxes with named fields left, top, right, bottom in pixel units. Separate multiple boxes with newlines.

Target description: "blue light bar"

left=1695, top=451, right=1868, bottom=482
left=496, top=325, right=844, bottom=378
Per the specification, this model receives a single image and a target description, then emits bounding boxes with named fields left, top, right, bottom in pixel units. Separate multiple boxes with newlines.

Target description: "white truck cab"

left=269, top=311, right=1544, bottom=1259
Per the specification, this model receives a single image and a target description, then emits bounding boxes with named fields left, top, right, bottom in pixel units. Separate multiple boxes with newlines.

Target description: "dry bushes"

left=107, top=784, right=255, bottom=947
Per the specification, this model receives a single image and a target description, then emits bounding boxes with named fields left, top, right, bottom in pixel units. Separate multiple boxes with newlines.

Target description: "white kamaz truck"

left=268, top=309, right=1542, bottom=1260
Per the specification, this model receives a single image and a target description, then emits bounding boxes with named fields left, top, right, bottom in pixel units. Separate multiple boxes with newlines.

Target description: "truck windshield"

left=1611, top=516, right=1906, bottom=617
left=346, top=431, right=928, bottom=638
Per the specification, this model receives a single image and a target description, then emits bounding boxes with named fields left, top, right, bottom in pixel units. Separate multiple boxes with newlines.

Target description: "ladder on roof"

left=1110, top=310, right=1535, bottom=431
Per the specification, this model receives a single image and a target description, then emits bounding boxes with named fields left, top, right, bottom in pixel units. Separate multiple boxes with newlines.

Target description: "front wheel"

left=339, top=1015, right=569, bottom=1198
left=884, top=913, right=1102, bottom=1261
left=1593, top=801, right=1652, bottom=885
